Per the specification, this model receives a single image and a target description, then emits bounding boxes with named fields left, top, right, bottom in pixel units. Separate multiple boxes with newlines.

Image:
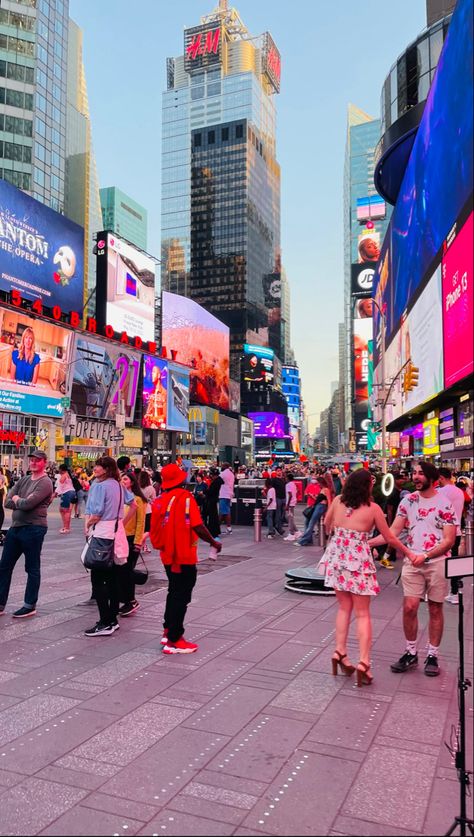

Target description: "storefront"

left=177, top=406, right=219, bottom=464
left=55, top=416, right=116, bottom=468
left=440, top=394, right=473, bottom=471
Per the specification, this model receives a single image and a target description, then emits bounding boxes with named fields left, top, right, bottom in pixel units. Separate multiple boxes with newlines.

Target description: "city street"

left=0, top=510, right=472, bottom=837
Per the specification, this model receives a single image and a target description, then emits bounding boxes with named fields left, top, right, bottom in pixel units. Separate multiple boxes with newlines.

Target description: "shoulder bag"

left=132, top=552, right=149, bottom=586
left=83, top=485, right=122, bottom=571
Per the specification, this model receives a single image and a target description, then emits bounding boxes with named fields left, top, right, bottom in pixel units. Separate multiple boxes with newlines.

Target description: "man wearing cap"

left=0, top=450, right=53, bottom=618
left=150, top=463, right=222, bottom=654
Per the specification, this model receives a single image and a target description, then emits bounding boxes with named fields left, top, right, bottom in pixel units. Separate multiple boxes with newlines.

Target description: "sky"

left=70, top=0, right=426, bottom=432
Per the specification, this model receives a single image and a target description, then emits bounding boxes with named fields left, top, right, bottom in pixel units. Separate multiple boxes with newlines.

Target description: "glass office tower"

left=161, top=4, right=282, bottom=378
left=100, top=187, right=147, bottom=251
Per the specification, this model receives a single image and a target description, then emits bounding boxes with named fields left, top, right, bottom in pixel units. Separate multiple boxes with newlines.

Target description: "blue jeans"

left=298, top=503, right=327, bottom=546
left=0, top=525, right=46, bottom=608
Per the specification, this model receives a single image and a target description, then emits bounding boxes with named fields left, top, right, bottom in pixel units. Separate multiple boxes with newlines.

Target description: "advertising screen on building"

left=358, top=229, right=381, bottom=264
left=71, top=337, right=141, bottom=422
left=0, top=179, right=84, bottom=317
left=0, top=309, right=74, bottom=417
left=262, top=32, right=281, bottom=94
left=96, top=232, right=155, bottom=344
left=351, top=263, right=375, bottom=297
left=184, top=23, right=224, bottom=73
left=353, top=318, right=373, bottom=403
left=442, top=211, right=473, bottom=388
left=356, top=195, right=386, bottom=222
left=167, top=362, right=190, bottom=433
left=423, top=418, right=440, bottom=456
left=401, top=267, right=444, bottom=414
left=248, top=412, right=289, bottom=438
left=373, top=0, right=473, bottom=343
left=242, top=344, right=274, bottom=386
left=161, top=291, right=229, bottom=410
left=142, top=356, right=168, bottom=430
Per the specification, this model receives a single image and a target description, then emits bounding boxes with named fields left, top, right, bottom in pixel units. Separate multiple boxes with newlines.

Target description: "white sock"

left=406, top=640, right=417, bottom=655
left=427, top=643, right=439, bottom=657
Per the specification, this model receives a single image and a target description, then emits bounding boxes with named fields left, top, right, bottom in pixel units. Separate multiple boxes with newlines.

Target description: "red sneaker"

left=161, top=628, right=168, bottom=645
left=162, top=637, right=198, bottom=655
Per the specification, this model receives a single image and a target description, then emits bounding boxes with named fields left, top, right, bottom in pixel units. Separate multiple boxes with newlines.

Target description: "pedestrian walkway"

left=0, top=515, right=472, bottom=836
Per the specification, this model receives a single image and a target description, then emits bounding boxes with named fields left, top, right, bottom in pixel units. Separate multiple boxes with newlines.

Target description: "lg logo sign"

left=357, top=268, right=375, bottom=291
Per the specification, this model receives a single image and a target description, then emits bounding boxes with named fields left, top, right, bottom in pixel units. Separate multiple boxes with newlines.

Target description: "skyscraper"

left=161, top=2, right=282, bottom=378
left=0, top=0, right=69, bottom=212
left=100, top=187, right=147, bottom=251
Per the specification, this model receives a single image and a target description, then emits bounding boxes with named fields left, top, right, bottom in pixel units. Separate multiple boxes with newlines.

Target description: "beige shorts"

left=401, top=558, right=448, bottom=603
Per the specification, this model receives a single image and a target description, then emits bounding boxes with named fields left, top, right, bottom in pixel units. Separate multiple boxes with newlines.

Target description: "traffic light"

left=403, top=362, right=420, bottom=393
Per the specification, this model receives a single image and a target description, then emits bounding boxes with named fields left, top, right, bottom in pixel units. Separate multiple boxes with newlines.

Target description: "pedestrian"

left=138, top=470, right=156, bottom=554
left=193, top=473, right=208, bottom=515
left=0, top=470, right=7, bottom=534
left=370, top=461, right=456, bottom=677
left=117, top=455, right=132, bottom=475
left=118, top=471, right=147, bottom=617
left=75, top=473, right=90, bottom=518
left=319, top=469, right=414, bottom=686
left=83, top=456, right=128, bottom=637
left=437, top=467, right=466, bottom=605
left=55, top=464, right=76, bottom=534
left=284, top=472, right=300, bottom=541
left=205, top=467, right=223, bottom=542
left=0, top=450, right=53, bottom=618
left=265, top=477, right=278, bottom=538
left=150, top=463, right=222, bottom=654
left=297, top=476, right=332, bottom=546
left=219, top=463, right=235, bottom=534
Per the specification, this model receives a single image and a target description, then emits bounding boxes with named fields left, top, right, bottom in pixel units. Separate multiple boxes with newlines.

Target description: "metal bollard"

left=319, top=516, right=327, bottom=548
left=254, top=507, right=262, bottom=543
left=465, top=502, right=474, bottom=556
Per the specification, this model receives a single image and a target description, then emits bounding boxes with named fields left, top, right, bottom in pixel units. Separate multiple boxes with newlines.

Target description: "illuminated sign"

left=186, top=27, right=220, bottom=60
left=262, top=33, right=281, bottom=94
left=455, top=434, right=472, bottom=448
left=422, top=418, right=440, bottom=455
left=184, top=24, right=224, bottom=72
left=0, top=420, right=25, bottom=448
left=351, top=263, right=375, bottom=296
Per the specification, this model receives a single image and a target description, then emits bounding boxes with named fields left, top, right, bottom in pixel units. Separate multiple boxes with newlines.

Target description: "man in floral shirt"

left=370, top=461, right=456, bottom=677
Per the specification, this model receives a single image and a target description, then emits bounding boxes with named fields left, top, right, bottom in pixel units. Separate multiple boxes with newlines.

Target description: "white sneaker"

left=226, top=527, right=232, bottom=534
left=445, top=593, right=459, bottom=605
left=284, top=534, right=295, bottom=541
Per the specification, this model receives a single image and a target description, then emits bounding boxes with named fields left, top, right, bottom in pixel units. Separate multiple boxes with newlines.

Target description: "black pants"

left=206, top=502, right=221, bottom=538
left=450, top=535, right=462, bottom=594
left=164, top=564, right=197, bottom=643
left=91, top=566, right=119, bottom=625
left=119, top=536, right=139, bottom=605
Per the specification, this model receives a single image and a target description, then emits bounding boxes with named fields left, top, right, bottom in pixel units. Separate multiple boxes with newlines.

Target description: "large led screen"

left=161, top=291, right=229, bottom=410
left=0, top=179, right=84, bottom=316
left=374, top=0, right=473, bottom=345
left=0, top=309, right=74, bottom=417
left=353, top=319, right=373, bottom=403
left=442, top=211, right=473, bottom=388
left=401, top=267, right=444, bottom=414
left=248, top=412, right=289, bottom=438
left=358, top=229, right=380, bottom=264
left=242, top=344, right=274, bottom=386
left=71, top=337, right=141, bottom=421
left=142, top=356, right=168, bottom=430
left=167, top=362, right=190, bottom=433
left=96, top=232, right=155, bottom=343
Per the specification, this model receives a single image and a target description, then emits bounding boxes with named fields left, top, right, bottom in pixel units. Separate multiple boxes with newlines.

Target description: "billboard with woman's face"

left=142, top=356, right=168, bottom=430
left=0, top=309, right=74, bottom=416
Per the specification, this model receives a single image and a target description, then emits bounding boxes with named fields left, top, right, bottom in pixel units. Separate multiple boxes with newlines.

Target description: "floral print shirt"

left=396, top=491, right=456, bottom=560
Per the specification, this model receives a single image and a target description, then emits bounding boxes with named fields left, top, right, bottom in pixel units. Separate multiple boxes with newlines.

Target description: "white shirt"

left=266, top=486, right=277, bottom=510
left=438, top=484, right=465, bottom=536
left=219, top=468, right=235, bottom=500
left=397, top=491, right=457, bottom=561
left=285, top=481, right=297, bottom=507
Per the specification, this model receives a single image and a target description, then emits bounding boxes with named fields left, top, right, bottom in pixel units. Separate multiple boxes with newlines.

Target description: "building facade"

left=161, top=4, right=282, bottom=378
left=100, top=186, right=147, bottom=251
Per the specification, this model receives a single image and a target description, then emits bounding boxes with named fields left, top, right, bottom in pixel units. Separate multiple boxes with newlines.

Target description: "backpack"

left=150, top=488, right=195, bottom=571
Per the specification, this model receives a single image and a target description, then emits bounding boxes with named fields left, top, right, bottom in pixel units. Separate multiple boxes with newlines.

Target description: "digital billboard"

left=142, top=356, right=168, bottom=430
left=70, top=337, right=141, bottom=422
left=184, top=23, right=224, bottom=73
left=0, top=308, right=74, bottom=417
left=96, top=232, right=155, bottom=344
left=373, top=0, right=473, bottom=344
left=161, top=291, right=229, bottom=410
left=351, top=263, right=375, bottom=297
left=229, top=378, right=241, bottom=414
left=248, top=412, right=289, bottom=438
left=167, top=362, right=190, bottom=433
left=356, top=195, right=386, bottom=222
left=353, top=318, right=372, bottom=403
left=442, top=211, right=473, bottom=388
left=242, top=344, right=274, bottom=386
left=358, top=229, right=380, bottom=263
left=0, top=178, right=84, bottom=317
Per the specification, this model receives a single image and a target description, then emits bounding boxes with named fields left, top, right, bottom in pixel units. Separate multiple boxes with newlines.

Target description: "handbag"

left=303, top=505, right=314, bottom=520
left=83, top=485, right=122, bottom=571
left=132, top=553, right=149, bottom=586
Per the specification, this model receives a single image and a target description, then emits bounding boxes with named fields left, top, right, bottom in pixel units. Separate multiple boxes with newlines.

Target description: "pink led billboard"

left=442, top=211, right=473, bottom=388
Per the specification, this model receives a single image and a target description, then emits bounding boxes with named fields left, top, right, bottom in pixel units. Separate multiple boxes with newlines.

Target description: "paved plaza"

left=0, top=509, right=472, bottom=837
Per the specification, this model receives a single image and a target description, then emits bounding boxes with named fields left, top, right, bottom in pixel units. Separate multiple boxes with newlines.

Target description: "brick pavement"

left=0, top=508, right=472, bottom=836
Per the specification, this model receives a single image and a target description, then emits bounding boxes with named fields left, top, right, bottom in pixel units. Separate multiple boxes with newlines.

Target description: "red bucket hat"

left=161, top=463, right=187, bottom=490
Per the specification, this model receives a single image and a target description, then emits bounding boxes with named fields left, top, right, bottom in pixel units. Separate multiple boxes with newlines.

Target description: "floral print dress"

left=317, top=525, right=380, bottom=596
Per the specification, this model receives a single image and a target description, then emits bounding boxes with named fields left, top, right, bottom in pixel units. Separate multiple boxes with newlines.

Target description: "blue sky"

left=70, top=0, right=426, bottom=431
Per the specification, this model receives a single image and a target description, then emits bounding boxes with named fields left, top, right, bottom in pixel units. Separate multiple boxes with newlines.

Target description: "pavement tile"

left=0, top=707, right=117, bottom=774
left=308, top=694, right=387, bottom=751
left=269, top=669, right=342, bottom=714
left=333, top=814, right=417, bottom=835
left=242, top=751, right=359, bottom=836
left=168, top=793, right=247, bottom=825
left=78, top=668, right=183, bottom=715
left=0, top=694, right=22, bottom=711
left=375, top=734, right=440, bottom=756
left=180, top=781, right=257, bottom=811
left=379, top=692, right=449, bottom=745
left=225, top=632, right=287, bottom=664
left=0, top=776, right=87, bottom=836
left=81, top=791, right=160, bottom=821
left=422, top=777, right=473, bottom=836
left=233, top=829, right=271, bottom=836
left=0, top=657, right=95, bottom=698
left=258, top=641, right=321, bottom=674
left=34, top=764, right=109, bottom=791
left=195, top=769, right=268, bottom=797
left=136, top=810, right=236, bottom=836
left=0, top=670, right=18, bottom=683
left=183, top=684, right=275, bottom=735
left=0, top=694, right=79, bottom=747
left=100, top=727, right=229, bottom=805
left=160, top=657, right=251, bottom=697
left=298, top=740, right=366, bottom=762
left=38, top=805, right=144, bottom=836
left=54, top=755, right=122, bottom=777
left=70, top=651, right=156, bottom=688
left=0, top=768, right=25, bottom=787
left=70, top=703, right=193, bottom=765
left=342, top=745, right=437, bottom=831
left=265, top=608, right=323, bottom=633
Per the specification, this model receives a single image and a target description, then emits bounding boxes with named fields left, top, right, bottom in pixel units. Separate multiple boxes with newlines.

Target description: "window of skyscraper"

left=208, top=130, right=215, bottom=144
left=236, top=124, right=244, bottom=138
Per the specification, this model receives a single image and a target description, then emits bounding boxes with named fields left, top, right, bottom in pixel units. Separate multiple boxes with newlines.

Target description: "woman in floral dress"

left=319, top=469, right=416, bottom=686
